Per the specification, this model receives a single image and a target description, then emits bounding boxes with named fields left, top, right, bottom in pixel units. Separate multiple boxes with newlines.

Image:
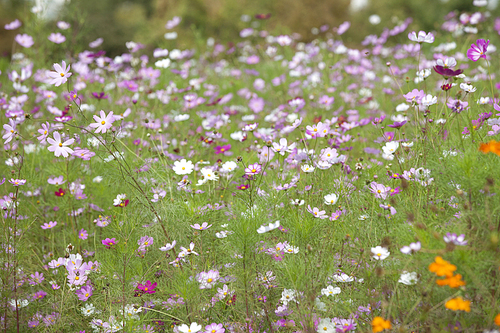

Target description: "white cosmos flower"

left=371, top=246, right=390, bottom=260
left=301, top=164, right=315, bottom=173
left=257, top=220, right=280, bottom=234
left=421, top=94, right=437, bottom=106
left=398, top=271, right=418, bottom=285
left=173, top=159, right=194, bottom=175
left=323, top=193, right=339, bottom=205
left=321, top=285, right=341, bottom=296
left=178, top=322, right=202, bottom=333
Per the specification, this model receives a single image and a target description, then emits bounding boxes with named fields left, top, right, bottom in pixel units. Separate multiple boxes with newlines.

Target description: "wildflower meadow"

left=2, top=2, right=500, bottom=333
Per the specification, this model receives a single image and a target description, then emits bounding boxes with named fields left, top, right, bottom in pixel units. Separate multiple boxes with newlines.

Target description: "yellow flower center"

left=59, top=143, right=62, bottom=147
left=60, top=73, right=65, bottom=77
left=101, top=121, right=105, bottom=125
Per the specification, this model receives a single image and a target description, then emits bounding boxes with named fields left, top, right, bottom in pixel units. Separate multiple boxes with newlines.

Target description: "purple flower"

left=29, top=272, right=44, bottom=285
left=387, top=121, right=407, bottom=129
left=379, top=203, right=397, bottom=215
left=75, top=285, right=93, bottom=301
left=137, top=236, right=154, bottom=248
left=79, top=229, right=88, bottom=240
left=204, top=323, right=225, bottom=333
left=91, top=92, right=108, bottom=99
left=443, top=233, right=468, bottom=246
left=433, top=65, right=463, bottom=77
left=467, top=39, right=489, bottom=61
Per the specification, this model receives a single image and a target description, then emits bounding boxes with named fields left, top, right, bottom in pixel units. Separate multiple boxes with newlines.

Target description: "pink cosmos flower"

left=15, top=34, right=34, bottom=48
left=245, top=163, right=262, bottom=176
left=48, top=32, right=66, bottom=44
left=204, top=323, right=225, bottom=333
left=4, top=19, right=22, bottom=30
left=369, top=182, right=391, bottom=200
left=37, top=122, right=51, bottom=143
left=78, top=229, right=88, bottom=240
left=467, top=39, right=489, bottom=62
left=190, top=222, right=212, bottom=230
left=89, top=110, right=115, bottom=134
left=307, top=205, right=328, bottom=219
left=9, top=179, right=26, bottom=186
left=41, top=221, right=57, bottom=229
left=75, top=285, right=92, bottom=301
left=2, top=119, right=17, bottom=144
left=47, top=61, right=72, bottom=87
left=48, top=176, right=66, bottom=185
left=47, top=131, right=74, bottom=157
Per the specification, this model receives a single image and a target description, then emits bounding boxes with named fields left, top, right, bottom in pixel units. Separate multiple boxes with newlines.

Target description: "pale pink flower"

left=89, top=111, right=115, bottom=134
left=47, top=131, right=74, bottom=157
left=47, top=61, right=72, bottom=87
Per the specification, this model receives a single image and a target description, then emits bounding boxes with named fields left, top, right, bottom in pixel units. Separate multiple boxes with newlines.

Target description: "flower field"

left=1, top=3, right=500, bottom=333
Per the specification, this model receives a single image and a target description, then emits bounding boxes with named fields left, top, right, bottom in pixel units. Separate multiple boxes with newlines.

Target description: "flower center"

left=59, top=143, right=62, bottom=147
left=101, top=121, right=105, bottom=125
left=60, top=73, right=65, bottom=77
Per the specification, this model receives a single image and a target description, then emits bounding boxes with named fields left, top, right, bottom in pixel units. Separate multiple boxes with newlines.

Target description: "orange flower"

left=371, top=317, right=391, bottom=333
left=436, top=274, right=466, bottom=288
left=479, top=140, right=500, bottom=156
left=429, top=256, right=457, bottom=277
left=445, top=297, right=471, bottom=312
left=495, top=313, right=500, bottom=326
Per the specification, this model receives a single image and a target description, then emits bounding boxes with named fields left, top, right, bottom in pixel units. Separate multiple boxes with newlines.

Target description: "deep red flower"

left=55, top=188, right=66, bottom=197
left=433, top=66, right=463, bottom=77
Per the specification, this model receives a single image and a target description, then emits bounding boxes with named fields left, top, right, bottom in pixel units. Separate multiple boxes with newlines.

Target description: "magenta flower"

left=138, top=236, right=154, bottom=248
left=102, top=238, right=117, bottom=249
left=41, top=221, right=57, bottom=229
left=91, top=92, right=108, bottom=99
left=47, top=61, right=72, bottom=87
left=214, top=144, right=231, bottom=154
left=78, top=229, right=88, bottom=240
left=467, top=39, right=489, bottom=62
left=244, top=163, right=262, bottom=176
left=136, top=280, right=157, bottom=294
left=29, top=272, right=44, bottom=285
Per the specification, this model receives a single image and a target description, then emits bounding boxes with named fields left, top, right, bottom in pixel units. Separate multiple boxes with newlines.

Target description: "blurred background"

left=0, top=0, right=497, bottom=57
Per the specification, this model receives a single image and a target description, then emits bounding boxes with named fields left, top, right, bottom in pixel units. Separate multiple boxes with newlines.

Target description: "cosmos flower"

left=467, top=39, right=489, bottom=61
